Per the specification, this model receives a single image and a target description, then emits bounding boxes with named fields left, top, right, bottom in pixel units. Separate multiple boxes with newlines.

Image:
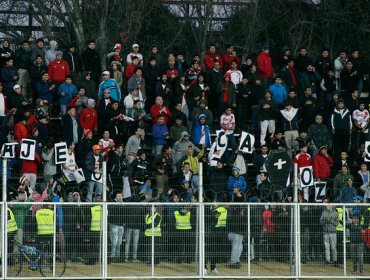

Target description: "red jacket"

left=14, top=123, right=28, bottom=143
left=21, top=152, right=41, bottom=174
left=222, top=53, right=234, bottom=71
left=257, top=51, right=274, bottom=78
left=204, top=53, right=224, bottom=71
left=48, top=59, right=70, bottom=83
left=26, top=115, right=38, bottom=135
left=125, top=64, right=137, bottom=81
left=313, top=153, right=333, bottom=179
left=262, top=209, right=276, bottom=233
left=150, top=104, right=172, bottom=124
left=166, top=68, right=179, bottom=83
left=294, top=152, right=312, bottom=169
left=80, top=108, right=98, bottom=131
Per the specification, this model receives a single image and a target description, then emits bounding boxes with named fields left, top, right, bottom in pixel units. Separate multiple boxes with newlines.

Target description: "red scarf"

left=223, top=82, right=229, bottom=102
left=288, top=67, right=297, bottom=86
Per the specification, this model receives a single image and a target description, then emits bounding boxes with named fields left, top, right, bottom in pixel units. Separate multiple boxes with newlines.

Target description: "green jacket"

left=11, top=199, right=32, bottom=229
left=333, top=173, right=354, bottom=191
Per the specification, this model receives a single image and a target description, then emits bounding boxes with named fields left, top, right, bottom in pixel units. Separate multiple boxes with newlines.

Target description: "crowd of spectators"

left=0, top=38, right=369, bottom=205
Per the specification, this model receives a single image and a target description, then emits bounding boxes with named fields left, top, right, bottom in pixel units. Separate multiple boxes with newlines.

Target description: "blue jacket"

left=269, top=83, right=287, bottom=105
left=36, top=80, right=54, bottom=102
left=57, top=83, right=78, bottom=105
left=192, top=120, right=211, bottom=148
left=152, top=124, right=168, bottom=145
left=227, top=175, right=247, bottom=193
left=98, top=79, right=121, bottom=101
left=1, top=65, right=18, bottom=92
left=52, top=196, right=63, bottom=229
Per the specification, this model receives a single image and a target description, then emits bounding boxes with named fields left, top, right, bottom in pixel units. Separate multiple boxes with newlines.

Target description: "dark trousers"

left=333, top=130, right=350, bottom=158
left=86, top=231, right=101, bottom=264
left=144, top=236, right=161, bottom=264
left=175, top=230, right=193, bottom=262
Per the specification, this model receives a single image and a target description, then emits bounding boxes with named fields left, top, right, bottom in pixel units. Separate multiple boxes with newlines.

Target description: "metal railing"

left=0, top=202, right=370, bottom=279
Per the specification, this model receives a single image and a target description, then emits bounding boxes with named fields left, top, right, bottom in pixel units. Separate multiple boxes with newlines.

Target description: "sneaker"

left=203, top=268, right=208, bottom=276
left=358, top=271, right=364, bottom=275
left=132, top=259, right=141, bottom=263
left=124, top=258, right=129, bottom=263
left=211, top=268, right=219, bottom=275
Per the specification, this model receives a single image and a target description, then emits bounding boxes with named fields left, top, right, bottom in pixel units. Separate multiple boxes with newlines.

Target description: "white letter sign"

left=20, top=139, right=36, bottom=160
left=238, top=131, right=255, bottom=154
left=55, top=142, right=68, bottom=164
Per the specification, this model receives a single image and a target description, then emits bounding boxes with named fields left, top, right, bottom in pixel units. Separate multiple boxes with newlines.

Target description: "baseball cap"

left=92, top=145, right=101, bottom=151
left=132, top=43, right=139, bottom=48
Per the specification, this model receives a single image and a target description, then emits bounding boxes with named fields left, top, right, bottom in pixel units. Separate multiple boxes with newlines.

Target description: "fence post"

left=343, top=205, right=347, bottom=276
left=247, top=204, right=251, bottom=276
left=293, top=163, right=300, bottom=279
left=53, top=203, right=57, bottom=277
left=102, top=162, right=108, bottom=279
left=198, top=163, right=203, bottom=277
left=2, top=158, right=7, bottom=279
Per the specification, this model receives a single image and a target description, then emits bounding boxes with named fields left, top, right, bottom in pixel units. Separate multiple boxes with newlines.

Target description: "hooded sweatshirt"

left=80, top=98, right=98, bottom=131
left=45, top=40, right=58, bottom=66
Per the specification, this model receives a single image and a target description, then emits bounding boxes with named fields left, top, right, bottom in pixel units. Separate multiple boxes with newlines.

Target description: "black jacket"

left=84, top=151, right=103, bottom=179
left=63, top=51, right=82, bottom=73
left=81, top=48, right=101, bottom=73
left=61, top=114, right=82, bottom=143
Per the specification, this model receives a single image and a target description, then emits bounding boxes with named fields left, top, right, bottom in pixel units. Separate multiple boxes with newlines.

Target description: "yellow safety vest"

left=90, top=205, right=102, bottom=231
left=145, top=212, right=162, bottom=237
left=214, top=206, right=228, bottom=228
left=336, top=207, right=344, bottom=231
left=7, top=208, right=18, bottom=233
left=174, top=211, right=192, bottom=230
left=36, top=209, right=54, bottom=235
left=361, top=207, right=370, bottom=228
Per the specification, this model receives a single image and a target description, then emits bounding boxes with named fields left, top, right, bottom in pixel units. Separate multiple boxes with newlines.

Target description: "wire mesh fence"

left=2, top=202, right=370, bottom=279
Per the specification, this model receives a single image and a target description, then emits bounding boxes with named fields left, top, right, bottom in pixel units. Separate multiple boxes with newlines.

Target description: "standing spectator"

left=320, top=202, right=338, bottom=265
left=352, top=102, right=369, bottom=149
left=15, top=40, right=32, bottom=98
left=8, top=84, right=28, bottom=111
left=80, top=71, right=97, bottom=100
left=258, top=90, right=277, bottom=146
left=206, top=60, right=223, bottom=116
left=155, top=74, right=172, bottom=107
left=144, top=56, right=161, bottom=107
left=1, top=57, right=18, bottom=94
left=300, top=64, right=321, bottom=98
left=110, top=61, right=123, bottom=89
left=0, top=83, right=8, bottom=123
left=80, top=98, right=98, bottom=133
left=98, top=130, right=115, bottom=160
left=236, top=76, right=251, bottom=131
left=320, top=69, right=337, bottom=106
left=314, top=48, right=333, bottom=77
left=31, top=38, right=45, bottom=62
left=124, top=204, right=142, bottom=263
left=45, top=40, right=58, bottom=66
left=127, top=43, right=143, bottom=66
left=280, top=102, right=300, bottom=157
left=57, top=76, right=78, bottom=116
left=108, top=191, right=125, bottom=262
left=204, top=44, right=223, bottom=72
left=313, top=146, right=334, bottom=181
left=349, top=49, right=365, bottom=95
left=125, top=56, right=139, bottom=82
left=279, top=58, right=298, bottom=89
left=81, top=40, right=101, bottom=85
left=84, top=145, right=104, bottom=202
left=128, top=67, right=146, bottom=103
left=221, top=44, right=235, bottom=72
left=331, top=99, right=352, bottom=157
left=150, top=96, right=172, bottom=125
left=152, top=116, right=169, bottom=155
left=61, top=142, right=78, bottom=183
left=257, top=43, right=274, bottom=88
left=145, top=44, right=164, bottom=68
left=334, top=50, right=347, bottom=91
left=226, top=60, right=243, bottom=87
left=193, top=114, right=211, bottom=148
left=62, top=107, right=81, bottom=144
left=269, top=76, right=287, bottom=107
left=98, top=70, right=121, bottom=102
left=308, top=114, right=331, bottom=149
left=349, top=215, right=364, bottom=275
left=340, top=60, right=359, bottom=96
left=216, top=73, right=236, bottom=118
left=97, top=88, right=112, bottom=134
left=294, top=47, right=313, bottom=74
left=152, top=145, right=172, bottom=194
left=36, top=71, right=54, bottom=103
left=181, top=146, right=204, bottom=190
left=0, top=39, right=14, bottom=70
left=48, top=51, right=70, bottom=85
left=333, top=165, right=354, bottom=194
left=64, top=44, right=82, bottom=85
left=21, top=151, right=41, bottom=193
left=227, top=166, right=247, bottom=193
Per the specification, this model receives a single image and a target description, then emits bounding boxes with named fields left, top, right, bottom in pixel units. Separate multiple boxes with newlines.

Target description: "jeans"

left=60, top=104, right=67, bottom=116
left=87, top=180, right=103, bottom=202
left=125, top=228, right=140, bottom=260
left=192, top=175, right=200, bottom=190
left=228, top=232, right=243, bottom=264
left=260, top=120, right=275, bottom=145
left=109, top=224, right=124, bottom=257
left=351, top=243, right=364, bottom=272
left=323, top=233, right=337, bottom=262
left=284, top=130, right=299, bottom=158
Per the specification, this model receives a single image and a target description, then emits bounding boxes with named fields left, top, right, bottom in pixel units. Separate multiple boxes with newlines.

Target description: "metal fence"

left=1, top=202, right=370, bottom=279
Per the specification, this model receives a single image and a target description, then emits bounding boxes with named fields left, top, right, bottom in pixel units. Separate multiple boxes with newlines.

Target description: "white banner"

left=55, top=142, right=68, bottom=164
left=1, top=143, right=16, bottom=158
left=299, top=166, right=314, bottom=187
left=20, top=139, right=36, bottom=160
left=73, top=168, right=85, bottom=184
left=365, top=141, right=370, bottom=162
left=91, top=172, right=103, bottom=183
left=314, top=181, right=327, bottom=202
left=216, top=130, right=228, bottom=151
left=238, top=131, right=255, bottom=154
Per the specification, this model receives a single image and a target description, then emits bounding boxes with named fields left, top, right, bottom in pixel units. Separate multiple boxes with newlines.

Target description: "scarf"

left=223, top=82, right=229, bottom=103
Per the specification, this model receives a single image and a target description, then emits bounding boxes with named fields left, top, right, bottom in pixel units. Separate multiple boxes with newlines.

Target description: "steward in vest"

left=85, top=195, right=102, bottom=265
left=7, top=208, right=18, bottom=233
left=336, top=206, right=349, bottom=264
left=174, top=207, right=194, bottom=263
left=35, top=205, right=54, bottom=252
left=144, top=207, right=162, bottom=265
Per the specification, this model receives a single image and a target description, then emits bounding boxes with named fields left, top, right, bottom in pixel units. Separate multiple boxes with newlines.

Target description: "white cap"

left=102, top=70, right=110, bottom=76
left=132, top=43, right=139, bottom=48
left=13, top=84, right=21, bottom=90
